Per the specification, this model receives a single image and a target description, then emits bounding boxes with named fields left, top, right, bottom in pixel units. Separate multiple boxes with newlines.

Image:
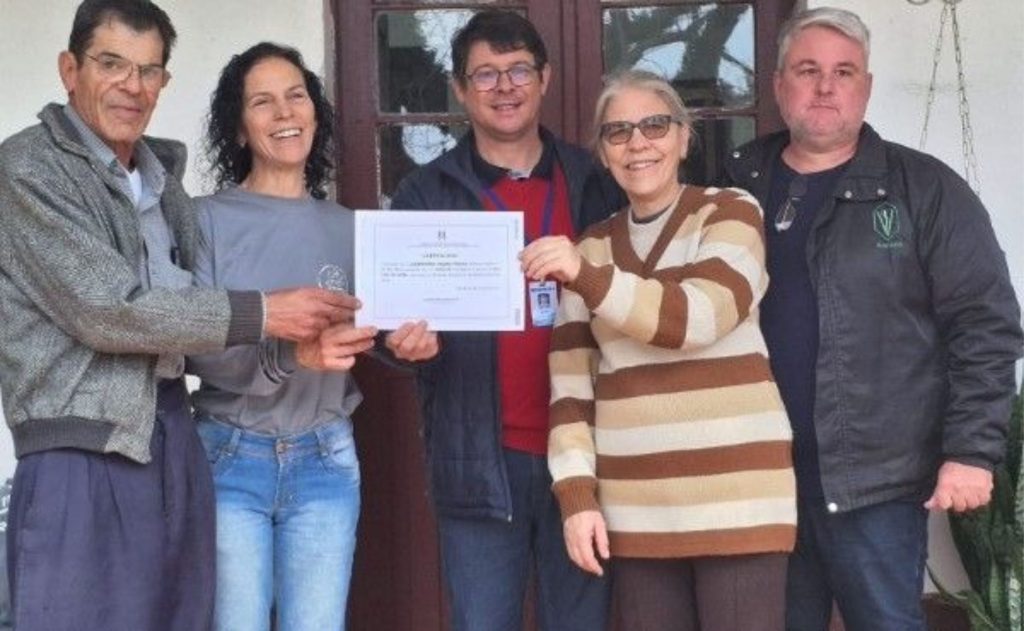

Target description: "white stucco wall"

left=0, top=0, right=328, bottom=192
left=0, top=0, right=1020, bottom=598
left=807, top=0, right=1024, bottom=593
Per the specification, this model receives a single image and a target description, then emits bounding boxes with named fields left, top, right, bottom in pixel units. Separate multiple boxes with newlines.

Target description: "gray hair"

left=777, top=7, right=871, bottom=71
left=591, top=69, right=691, bottom=152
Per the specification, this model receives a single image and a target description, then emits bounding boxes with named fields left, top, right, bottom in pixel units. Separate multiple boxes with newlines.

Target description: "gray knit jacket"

left=0, top=103, right=263, bottom=463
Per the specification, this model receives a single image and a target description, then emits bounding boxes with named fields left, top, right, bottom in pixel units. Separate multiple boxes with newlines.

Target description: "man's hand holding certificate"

left=354, top=210, right=525, bottom=331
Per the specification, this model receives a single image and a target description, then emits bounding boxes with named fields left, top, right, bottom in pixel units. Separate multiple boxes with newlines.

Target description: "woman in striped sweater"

left=521, top=70, right=796, bottom=631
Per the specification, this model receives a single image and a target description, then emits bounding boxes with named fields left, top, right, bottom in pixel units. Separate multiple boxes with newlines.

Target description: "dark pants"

left=614, top=553, right=788, bottom=631
left=786, top=497, right=928, bottom=631
left=437, top=448, right=610, bottom=631
left=6, top=380, right=216, bottom=631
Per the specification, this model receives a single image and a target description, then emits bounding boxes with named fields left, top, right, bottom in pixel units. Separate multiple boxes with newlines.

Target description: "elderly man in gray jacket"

left=0, top=2, right=363, bottom=630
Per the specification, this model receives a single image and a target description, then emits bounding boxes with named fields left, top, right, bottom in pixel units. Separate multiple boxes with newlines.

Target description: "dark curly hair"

left=206, top=42, right=335, bottom=199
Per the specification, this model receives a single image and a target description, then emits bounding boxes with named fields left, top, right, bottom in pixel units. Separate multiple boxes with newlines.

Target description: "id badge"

left=529, top=280, right=558, bottom=327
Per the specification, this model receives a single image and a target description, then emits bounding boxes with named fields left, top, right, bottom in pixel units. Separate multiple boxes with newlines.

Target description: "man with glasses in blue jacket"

left=389, top=9, right=623, bottom=631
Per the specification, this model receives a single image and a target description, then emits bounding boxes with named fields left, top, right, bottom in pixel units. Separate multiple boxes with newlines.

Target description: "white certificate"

left=354, top=210, right=525, bottom=331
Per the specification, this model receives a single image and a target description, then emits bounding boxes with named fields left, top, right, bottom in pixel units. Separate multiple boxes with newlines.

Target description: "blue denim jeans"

left=197, top=417, right=360, bottom=631
left=786, top=497, right=928, bottom=631
left=437, top=448, right=611, bottom=631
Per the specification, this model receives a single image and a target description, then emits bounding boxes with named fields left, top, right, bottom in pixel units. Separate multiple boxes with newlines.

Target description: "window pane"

left=603, top=4, right=755, bottom=109
left=377, top=10, right=477, bottom=114
left=379, top=123, right=470, bottom=207
left=373, top=0, right=508, bottom=5
left=684, top=117, right=754, bottom=185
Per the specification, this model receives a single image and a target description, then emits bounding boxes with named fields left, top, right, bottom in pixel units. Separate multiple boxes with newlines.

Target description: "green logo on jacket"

left=873, top=203, right=904, bottom=249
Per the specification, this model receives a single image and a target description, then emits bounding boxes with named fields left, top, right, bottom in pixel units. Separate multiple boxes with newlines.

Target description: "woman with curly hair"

left=187, top=42, right=433, bottom=631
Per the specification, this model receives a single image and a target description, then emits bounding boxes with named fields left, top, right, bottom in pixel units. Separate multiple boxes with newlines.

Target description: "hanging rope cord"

left=916, top=0, right=981, bottom=196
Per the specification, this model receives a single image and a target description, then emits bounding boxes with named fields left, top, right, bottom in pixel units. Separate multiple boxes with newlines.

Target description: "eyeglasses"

left=774, top=174, right=808, bottom=232
left=599, top=114, right=681, bottom=145
left=465, top=63, right=538, bottom=92
left=83, top=52, right=170, bottom=89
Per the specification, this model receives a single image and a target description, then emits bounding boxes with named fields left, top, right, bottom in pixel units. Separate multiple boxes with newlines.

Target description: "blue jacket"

left=390, top=129, right=623, bottom=520
left=723, top=124, right=1022, bottom=513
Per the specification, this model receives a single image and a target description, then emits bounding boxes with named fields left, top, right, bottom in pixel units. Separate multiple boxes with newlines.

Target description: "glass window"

left=377, top=10, right=476, bottom=114
left=684, top=117, right=755, bottom=185
left=379, top=123, right=470, bottom=207
left=603, top=4, right=755, bottom=110
left=372, top=0, right=507, bottom=5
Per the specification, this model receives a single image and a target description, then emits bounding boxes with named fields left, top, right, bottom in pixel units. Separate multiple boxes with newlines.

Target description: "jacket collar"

left=729, top=123, right=891, bottom=203
left=37, top=102, right=187, bottom=182
left=434, top=126, right=593, bottom=224
left=470, top=131, right=556, bottom=185
left=832, top=124, right=891, bottom=202
left=62, top=104, right=168, bottom=204
left=436, top=127, right=559, bottom=187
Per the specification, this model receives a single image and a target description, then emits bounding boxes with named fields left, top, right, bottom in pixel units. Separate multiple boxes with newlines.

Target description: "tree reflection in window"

left=378, top=10, right=475, bottom=114
left=377, top=9, right=477, bottom=205
left=603, top=4, right=755, bottom=110
left=380, top=123, right=469, bottom=208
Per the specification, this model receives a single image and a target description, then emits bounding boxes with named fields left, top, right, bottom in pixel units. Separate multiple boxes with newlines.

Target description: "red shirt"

left=477, top=153, right=574, bottom=455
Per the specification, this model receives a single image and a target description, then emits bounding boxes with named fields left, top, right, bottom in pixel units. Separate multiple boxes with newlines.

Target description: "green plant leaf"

left=1008, top=573, right=1021, bottom=631
left=1007, top=385, right=1022, bottom=495
left=952, top=510, right=989, bottom=590
left=964, top=590, right=1001, bottom=631
left=947, top=386, right=1024, bottom=631
left=987, top=558, right=1009, bottom=628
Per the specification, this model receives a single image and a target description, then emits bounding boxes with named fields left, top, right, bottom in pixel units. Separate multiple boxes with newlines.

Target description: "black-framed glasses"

left=83, top=52, right=170, bottom=89
left=465, top=63, right=539, bottom=92
left=774, top=174, right=808, bottom=232
left=599, top=114, right=681, bottom=145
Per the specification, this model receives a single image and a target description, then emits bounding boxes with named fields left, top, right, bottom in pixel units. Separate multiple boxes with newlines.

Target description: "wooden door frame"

left=335, top=0, right=377, bottom=210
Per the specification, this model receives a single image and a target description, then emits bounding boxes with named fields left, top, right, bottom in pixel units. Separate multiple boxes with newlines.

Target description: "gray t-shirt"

left=188, top=186, right=362, bottom=435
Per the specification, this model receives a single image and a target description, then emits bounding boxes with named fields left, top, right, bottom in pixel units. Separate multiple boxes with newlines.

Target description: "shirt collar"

left=63, top=104, right=119, bottom=169
left=62, top=104, right=166, bottom=198
left=470, top=131, right=555, bottom=187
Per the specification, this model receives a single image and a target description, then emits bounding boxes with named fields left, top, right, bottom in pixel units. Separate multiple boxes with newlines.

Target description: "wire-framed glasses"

left=83, top=52, right=170, bottom=89
left=774, top=174, right=809, bottom=232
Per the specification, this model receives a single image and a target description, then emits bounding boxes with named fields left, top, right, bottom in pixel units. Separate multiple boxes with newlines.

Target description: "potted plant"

left=931, top=383, right=1023, bottom=631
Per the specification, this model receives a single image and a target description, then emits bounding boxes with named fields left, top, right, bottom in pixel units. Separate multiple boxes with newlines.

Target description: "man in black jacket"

left=723, top=7, right=1021, bottom=631
left=387, top=9, right=622, bottom=631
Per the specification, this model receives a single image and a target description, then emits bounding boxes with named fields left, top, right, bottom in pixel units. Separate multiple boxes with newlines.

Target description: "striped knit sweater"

left=548, top=185, right=796, bottom=559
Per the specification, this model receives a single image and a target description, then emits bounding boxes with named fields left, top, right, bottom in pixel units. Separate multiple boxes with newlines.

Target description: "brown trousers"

left=613, top=553, right=788, bottom=631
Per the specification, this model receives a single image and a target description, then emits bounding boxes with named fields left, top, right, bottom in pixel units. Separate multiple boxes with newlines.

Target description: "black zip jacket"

left=723, top=124, right=1022, bottom=513
left=390, top=129, right=624, bottom=520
